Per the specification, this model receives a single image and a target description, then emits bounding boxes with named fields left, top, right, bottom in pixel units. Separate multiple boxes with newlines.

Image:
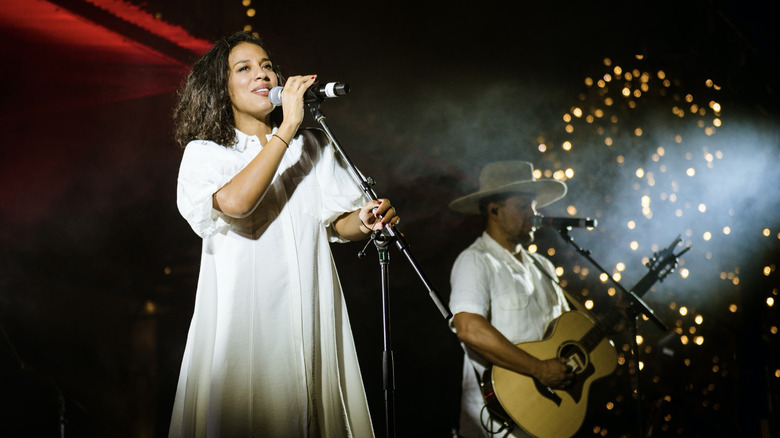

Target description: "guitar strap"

left=528, top=254, right=591, bottom=316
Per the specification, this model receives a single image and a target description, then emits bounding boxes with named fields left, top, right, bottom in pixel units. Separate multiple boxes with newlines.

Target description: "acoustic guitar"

left=481, top=237, right=687, bottom=438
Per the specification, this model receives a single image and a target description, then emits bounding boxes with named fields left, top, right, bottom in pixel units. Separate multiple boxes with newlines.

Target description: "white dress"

left=169, top=127, right=375, bottom=438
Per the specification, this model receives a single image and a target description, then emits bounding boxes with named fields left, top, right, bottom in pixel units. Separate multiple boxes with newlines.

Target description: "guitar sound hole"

left=559, top=342, right=588, bottom=374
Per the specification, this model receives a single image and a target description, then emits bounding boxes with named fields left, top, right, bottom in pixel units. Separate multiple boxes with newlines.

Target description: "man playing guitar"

left=448, top=161, right=573, bottom=438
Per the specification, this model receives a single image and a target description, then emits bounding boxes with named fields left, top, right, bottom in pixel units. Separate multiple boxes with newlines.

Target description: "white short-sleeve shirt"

left=449, top=232, right=569, bottom=438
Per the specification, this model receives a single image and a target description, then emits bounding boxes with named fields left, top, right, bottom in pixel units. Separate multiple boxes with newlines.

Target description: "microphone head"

left=269, top=86, right=283, bottom=107
left=325, top=82, right=349, bottom=97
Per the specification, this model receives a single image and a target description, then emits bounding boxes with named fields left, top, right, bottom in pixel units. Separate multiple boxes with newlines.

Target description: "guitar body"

left=486, top=311, right=618, bottom=438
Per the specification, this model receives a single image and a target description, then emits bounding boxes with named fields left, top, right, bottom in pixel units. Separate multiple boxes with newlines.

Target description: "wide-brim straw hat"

left=449, top=161, right=567, bottom=215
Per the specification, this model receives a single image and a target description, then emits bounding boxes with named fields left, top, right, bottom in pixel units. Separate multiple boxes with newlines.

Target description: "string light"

left=528, top=49, right=778, bottom=437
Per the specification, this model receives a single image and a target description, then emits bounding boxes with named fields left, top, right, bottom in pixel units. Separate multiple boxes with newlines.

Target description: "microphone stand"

left=305, top=92, right=452, bottom=438
left=554, top=227, right=668, bottom=438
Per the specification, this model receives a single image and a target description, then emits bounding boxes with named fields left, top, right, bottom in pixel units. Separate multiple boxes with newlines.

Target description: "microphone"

left=533, top=215, right=597, bottom=229
left=269, top=82, right=349, bottom=106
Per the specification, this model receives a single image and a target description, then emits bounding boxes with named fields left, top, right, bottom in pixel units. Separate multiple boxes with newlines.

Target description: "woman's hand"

left=332, top=198, right=400, bottom=241
left=275, top=74, right=318, bottom=140
left=358, top=199, right=400, bottom=233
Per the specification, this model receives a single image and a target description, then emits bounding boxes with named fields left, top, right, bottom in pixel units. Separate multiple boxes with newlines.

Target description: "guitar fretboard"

left=578, top=267, right=663, bottom=353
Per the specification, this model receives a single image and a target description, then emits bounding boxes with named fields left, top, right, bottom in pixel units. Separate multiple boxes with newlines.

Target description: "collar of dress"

left=232, top=127, right=279, bottom=152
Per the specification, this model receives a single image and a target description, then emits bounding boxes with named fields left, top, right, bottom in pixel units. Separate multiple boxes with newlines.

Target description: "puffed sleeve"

left=449, top=249, right=493, bottom=327
left=312, top=131, right=368, bottom=242
left=176, top=140, right=243, bottom=238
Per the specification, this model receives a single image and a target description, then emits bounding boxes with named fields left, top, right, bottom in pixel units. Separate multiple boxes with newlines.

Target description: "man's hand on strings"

left=534, top=357, right=574, bottom=389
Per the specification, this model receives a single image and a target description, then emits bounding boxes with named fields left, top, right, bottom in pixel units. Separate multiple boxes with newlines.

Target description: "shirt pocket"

left=496, top=287, right=531, bottom=310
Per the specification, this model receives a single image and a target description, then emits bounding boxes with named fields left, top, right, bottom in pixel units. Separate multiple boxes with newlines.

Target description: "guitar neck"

left=580, top=268, right=660, bottom=353
left=580, top=312, right=618, bottom=354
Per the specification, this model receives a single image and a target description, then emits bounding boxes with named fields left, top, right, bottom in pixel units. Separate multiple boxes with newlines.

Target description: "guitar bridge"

left=533, top=378, right=562, bottom=406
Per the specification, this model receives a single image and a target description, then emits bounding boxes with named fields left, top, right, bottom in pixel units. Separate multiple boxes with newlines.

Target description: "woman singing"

left=169, top=31, right=397, bottom=437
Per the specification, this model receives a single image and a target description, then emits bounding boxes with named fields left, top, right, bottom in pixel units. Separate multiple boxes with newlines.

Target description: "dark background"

left=1, top=0, right=778, bottom=437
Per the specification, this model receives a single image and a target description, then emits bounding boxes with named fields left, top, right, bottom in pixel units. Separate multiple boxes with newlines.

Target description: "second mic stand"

left=306, top=94, right=452, bottom=438
left=555, top=227, right=669, bottom=438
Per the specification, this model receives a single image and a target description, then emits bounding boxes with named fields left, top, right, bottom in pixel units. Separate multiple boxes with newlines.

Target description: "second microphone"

left=533, top=215, right=597, bottom=229
left=269, top=82, right=349, bottom=107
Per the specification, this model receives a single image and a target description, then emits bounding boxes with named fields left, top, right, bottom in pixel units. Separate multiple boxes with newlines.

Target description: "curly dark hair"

left=173, top=31, right=284, bottom=148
